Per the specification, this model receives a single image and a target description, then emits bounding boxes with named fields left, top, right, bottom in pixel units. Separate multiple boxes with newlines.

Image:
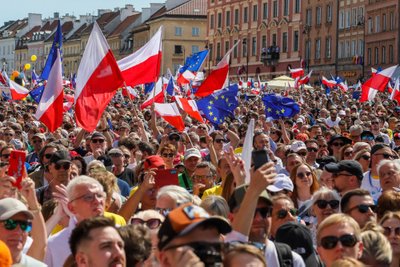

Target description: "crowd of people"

left=0, top=84, right=400, bottom=267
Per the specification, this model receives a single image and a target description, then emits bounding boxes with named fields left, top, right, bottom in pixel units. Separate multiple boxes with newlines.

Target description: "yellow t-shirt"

left=201, top=185, right=223, bottom=200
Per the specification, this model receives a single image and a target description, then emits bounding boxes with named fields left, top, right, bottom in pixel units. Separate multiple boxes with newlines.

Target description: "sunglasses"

left=297, top=171, right=312, bottom=179
left=297, top=151, right=307, bottom=157
left=130, top=218, right=162, bottom=229
left=44, top=153, right=54, bottom=159
left=124, top=154, right=131, bottom=158
left=4, top=133, right=14, bottom=136
left=344, top=151, right=353, bottom=157
left=276, top=208, right=298, bottom=219
left=371, top=121, right=380, bottom=125
left=1, top=154, right=10, bottom=159
left=359, top=155, right=370, bottom=161
left=214, top=139, right=225, bottom=144
left=374, top=153, right=394, bottom=159
left=361, top=136, right=374, bottom=141
left=91, top=139, right=105, bottom=144
left=162, top=153, right=175, bottom=158
left=270, top=131, right=277, bottom=134
left=33, top=139, right=43, bottom=144
left=156, top=207, right=173, bottom=217
left=315, top=199, right=339, bottom=209
left=332, top=172, right=353, bottom=178
left=332, top=142, right=344, bottom=147
left=70, top=192, right=106, bottom=203
left=254, top=207, right=272, bottom=219
left=2, top=219, right=32, bottom=233
left=346, top=204, right=377, bottom=213
left=307, top=147, right=318, bottom=153
left=169, top=136, right=180, bottom=141
left=55, top=162, right=71, bottom=170
left=383, top=226, right=400, bottom=236
left=198, top=126, right=207, bottom=130
left=319, top=234, right=358, bottom=249
left=109, top=153, right=123, bottom=157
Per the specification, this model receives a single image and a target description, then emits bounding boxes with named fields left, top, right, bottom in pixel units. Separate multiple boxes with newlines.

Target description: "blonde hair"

left=200, top=195, right=230, bottom=218
left=331, top=257, right=364, bottom=267
left=360, top=230, right=392, bottom=266
left=317, top=214, right=361, bottom=245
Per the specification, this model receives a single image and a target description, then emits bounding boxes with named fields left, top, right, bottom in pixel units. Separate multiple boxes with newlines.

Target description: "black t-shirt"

left=116, top=167, right=136, bottom=187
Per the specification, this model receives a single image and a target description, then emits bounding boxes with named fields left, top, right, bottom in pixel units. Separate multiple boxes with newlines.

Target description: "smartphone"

left=154, top=169, right=179, bottom=188
left=252, top=149, right=269, bottom=170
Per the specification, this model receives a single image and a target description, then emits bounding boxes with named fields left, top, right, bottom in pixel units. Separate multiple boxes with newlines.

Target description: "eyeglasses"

left=276, top=208, right=298, bottom=219
left=358, top=155, right=370, bottom=161
left=332, top=142, right=344, bottom=147
left=198, top=126, right=207, bottom=130
left=130, top=218, right=162, bottom=229
left=70, top=192, right=106, bottom=203
left=32, top=139, right=43, bottom=144
left=254, top=207, right=272, bottom=219
left=1, top=154, right=10, bottom=159
left=307, top=147, right=318, bottom=153
left=193, top=174, right=213, bottom=180
left=55, top=162, right=71, bottom=170
left=297, top=151, right=307, bottom=157
left=4, top=133, right=14, bottom=137
left=371, top=121, right=380, bottom=125
left=346, top=204, right=377, bottom=213
left=383, top=226, right=400, bottom=236
left=270, top=131, right=277, bottom=134
left=124, top=154, right=131, bottom=158
left=156, top=207, right=173, bottom=217
left=374, top=153, right=394, bottom=159
left=361, top=136, right=374, bottom=141
left=315, top=199, right=339, bottom=209
left=214, top=139, right=225, bottom=144
left=319, top=234, right=358, bottom=249
left=344, top=151, right=353, bottom=157
left=91, top=139, right=105, bottom=144
left=2, top=219, right=32, bottom=233
left=109, top=153, right=123, bottom=157
left=332, top=172, right=353, bottom=178
left=297, top=171, right=312, bottom=179
left=44, top=153, right=54, bottom=159
left=162, top=153, right=175, bottom=158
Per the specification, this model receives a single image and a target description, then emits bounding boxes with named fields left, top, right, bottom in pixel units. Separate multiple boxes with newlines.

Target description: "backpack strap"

left=274, top=241, right=293, bottom=267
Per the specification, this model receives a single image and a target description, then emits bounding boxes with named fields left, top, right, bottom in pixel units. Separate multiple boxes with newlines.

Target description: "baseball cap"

left=370, top=143, right=390, bottom=155
left=0, top=198, right=34, bottom=220
left=157, top=204, right=231, bottom=250
left=143, top=155, right=165, bottom=170
left=325, top=160, right=363, bottom=180
left=290, top=141, right=307, bottom=153
left=296, top=118, right=304, bottom=124
left=275, top=222, right=322, bottom=267
left=49, top=150, right=71, bottom=164
left=328, top=135, right=352, bottom=146
left=184, top=148, right=201, bottom=160
left=267, top=174, right=294, bottom=192
left=32, top=133, right=46, bottom=141
left=168, top=132, right=181, bottom=141
left=91, top=132, right=105, bottom=140
left=228, top=184, right=272, bottom=212
left=108, top=148, right=123, bottom=156
left=338, top=110, right=346, bottom=116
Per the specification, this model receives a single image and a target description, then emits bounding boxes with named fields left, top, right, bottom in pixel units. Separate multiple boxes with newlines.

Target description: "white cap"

left=290, top=141, right=307, bottom=153
left=338, top=110, right=346, bottom=116
left=184, top=148, right=201, bottom=160
left=267, top=174, right=294, bottom=192
left=296, top=118, right=304, bottom=124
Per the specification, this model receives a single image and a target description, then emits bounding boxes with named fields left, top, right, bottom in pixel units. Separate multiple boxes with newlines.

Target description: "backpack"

left=274, top=241, right=293, bottom=267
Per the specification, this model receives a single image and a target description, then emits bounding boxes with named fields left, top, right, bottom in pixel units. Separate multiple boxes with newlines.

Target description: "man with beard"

left=325, top=160, right=363, bottom=196
left=340, top=189, right=376, bottom=229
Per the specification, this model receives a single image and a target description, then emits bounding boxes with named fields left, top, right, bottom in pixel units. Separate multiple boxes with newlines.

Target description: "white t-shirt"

left=325, top=117, right=341, bottom=128
left=360, top=170, right=382, bottom=202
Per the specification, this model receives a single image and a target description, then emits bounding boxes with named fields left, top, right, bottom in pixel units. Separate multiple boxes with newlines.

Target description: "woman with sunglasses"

left=289, top=163, right=320, bottom=209
left=339, top=144, right=354, bottom=161
left=353, top=148, right=371, bottom=173
left=379, top=211, right=400, bottom=267
left=159, top=144, right=178, bottom=169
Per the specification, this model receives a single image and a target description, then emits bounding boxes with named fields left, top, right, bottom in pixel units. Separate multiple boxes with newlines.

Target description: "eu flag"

left=40, top=20, right=62, bottom=80
left=262, top=93, right=300, bottom=120
left=180, top=50, right=209, bottom=74
left=29, top=85, right=45, bottom=103
left=144, top=82, right=155, bottom=94
left=196, top=84, right=238, bottom=126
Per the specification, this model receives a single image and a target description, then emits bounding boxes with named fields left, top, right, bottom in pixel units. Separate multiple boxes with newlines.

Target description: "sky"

left=0, top=0, right=165, bottom=26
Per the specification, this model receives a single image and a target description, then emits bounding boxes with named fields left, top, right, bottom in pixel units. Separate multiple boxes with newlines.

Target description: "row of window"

left=367, top=12, right=396, bottom=34
left=174, top=27, right=200, bottom=37
left=173, top=45, right=200, bottom=55
left=305, top=38, right=332, bottom=60
left=1, top=45, right=15, bottom=55
left=367, top=46, right=395, bottom=65
left=338, top=40, right=364, bottom=59
left=210, top=0, right=301, bottom=29
left=306, top=4, right=333, bottom=26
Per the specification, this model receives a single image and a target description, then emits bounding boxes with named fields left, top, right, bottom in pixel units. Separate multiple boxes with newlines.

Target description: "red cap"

left=143, top=155, right=165, bottom=170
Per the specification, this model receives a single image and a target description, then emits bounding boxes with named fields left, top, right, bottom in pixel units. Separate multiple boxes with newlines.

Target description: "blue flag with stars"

left=29, top=85, right=45, bottom=103
left=180, top=50, right=209, bottom=74
left=196, top=84, right=239, bottom=126
left=40, top=20, right=62, bottom=80
left=262, top=93, right=300, bottom=120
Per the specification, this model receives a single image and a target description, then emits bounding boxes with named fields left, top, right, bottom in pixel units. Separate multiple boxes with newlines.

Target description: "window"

left=283, top=0, right=289, bottom=16
left=253, top=5, right=258, bottom=21
left=327, top=5, right=332, bottom=22
left=382, top=14, right=386, bottom=31
left=226, top=11, right=231, bottom=27
left=367, top=48, right=371, bottom=65
left=192, top=27, right=199, bottom=36
left=218, top=13, right=222, bottom=28
left=306, top=9, right=312, bottom=26
left=382, top=46, right=386, bottom=63
left=293, top=31, right=299, bottom=52
left=282, top=32, right=288, bottom=52
left=263, top=3, right=268, bottom=19
left=339, top=41, right=344, bottom=58
left=244, top=7, right=248, bottom=23
left=273, top=1, right=278, bottom=17
left=234, top=9, right=239, bottom=25
left=390, top=12, right=395, bottom=30
left=210, top=14, right=214, bottom=29
left=295, top=0, right=301, bottom=13
left=346, top=10, right=351, bottom=28
left=358, top=39, right=364, bottom=55
left=339, top=11, right=344, bottom=29
left=316, top=6, right=322, bottom=25
left=352, top=8, right=357, bottom=26
left=345, top=41, right=350, bottom=57
left=326, top=37, right=331, bottom=58
left=389, top=45, right=394, bottom=63
left=368, top=17, right=373, bottom=33
left=272, top=34, right=277, bottom=46
left=225, top=41, right=229, bottom=54
left=217, top=42, right=221, bottom=59
left=252, top=37, right=256, bottom=56
left=262, top=35, right=267, bottom=50
left=233, top=40, right=238, bottom=58
left=315, top=39, right=321, bottom=59
left=375, top=47, right=379, bottom=64
left=175, top=27, right=182, bottom=36
left=306, top=40, right=311, bottom=61
left=192, top=45, right=199, bottom=53
left=209, top=43, right=213, bottom=59
left=174, top=45, right=183, bottom=54
left=351, top=40, right=356, bottom=56
left=242, top=38, right=247, bottom=57
left=375, top=16, right=380, bottom=33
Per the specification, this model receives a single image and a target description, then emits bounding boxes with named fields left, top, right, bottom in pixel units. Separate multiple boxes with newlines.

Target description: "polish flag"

left=297, top=70, right=313, bottom=87
left=140, top=77, right=165, bottom=110
left=9, top=80, right=30, bottom=100
left=195, top=41, right=239, bottom=97
left=154, top=102, right=185, bottom=132
left=123, top=86, right=139, bottom=99
left=371, top=67, right=378, bottom=77
left=362, top=65, right=397, bottom=93
left=177, top=70, right=195, bottom=85
left=175, top=96, right=204, bottom=123
left=390, top=78, right=400, bottom=103
left=35, top=49, right=64, bottom=131
left=0, top=71, right=7, bottom=85
left=75, top=22, right=124, bottom=132
left=321, top=76, right=337, bottom=88
left=289, top=67, right=304, bottom=79
left=63, top=93, right=74, bottom=112
left=118, top=26, right=162, bottom=88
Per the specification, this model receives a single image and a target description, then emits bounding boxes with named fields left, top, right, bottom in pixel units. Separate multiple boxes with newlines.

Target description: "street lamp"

left=303, top=25, right=311, bottom=73
left=242, top=39, right=249, bottom=81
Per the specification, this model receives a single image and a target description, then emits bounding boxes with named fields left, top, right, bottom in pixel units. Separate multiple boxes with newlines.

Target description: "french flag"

left=322, top=76, right=337, bottom=89
left=118, top=26, right=162, bottom=88
left=34, top=49, right=64, bottom=131
left=154, top=102, right=185, bottom=132
left=140, top=77, right=165, bottom=110
left=289, top=67, right=304, bottom=79
left=75, top=22, right=124, bottom=132
left=9, top=80, right=30, bottom=100
left=31, top=69, right=39, bottom=86
left=175, top=96, right=204, bottom=123
left=195, top=41, right=239, bottom=97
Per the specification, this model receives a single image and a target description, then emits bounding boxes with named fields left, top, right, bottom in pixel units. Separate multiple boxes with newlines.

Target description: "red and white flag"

left=296, top=70, right=313, bottom=88
left=321, top=76, right=337, bottom=89
left=118, top=26, right=162, bottom=88
left=9, top=80, right=29, bottom=100
left=35, top=49, right=64, bottom=131
left=175, top=96, right=204, bottom=123
left=362, top=65, right=397, bottom=92
left=176, top=70, right=195, bottom=85
left=0, top=71, right=7, bottom=85
left=74, top=22, right=124, bottom=132
left=390, top=78, right=400, bottom=103
left=63, top=93, right=74, bottom=112
left=289, top=67, right=304, bottom=79
left=195, top=41, right=239, bottom=97
left=140, top=77, right=165, bottom=110
left=154, top=102, right=185, bottom=132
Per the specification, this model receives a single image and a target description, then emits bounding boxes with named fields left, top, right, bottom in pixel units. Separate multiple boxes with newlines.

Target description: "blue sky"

left=1, top=0, right=164, bottom=26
